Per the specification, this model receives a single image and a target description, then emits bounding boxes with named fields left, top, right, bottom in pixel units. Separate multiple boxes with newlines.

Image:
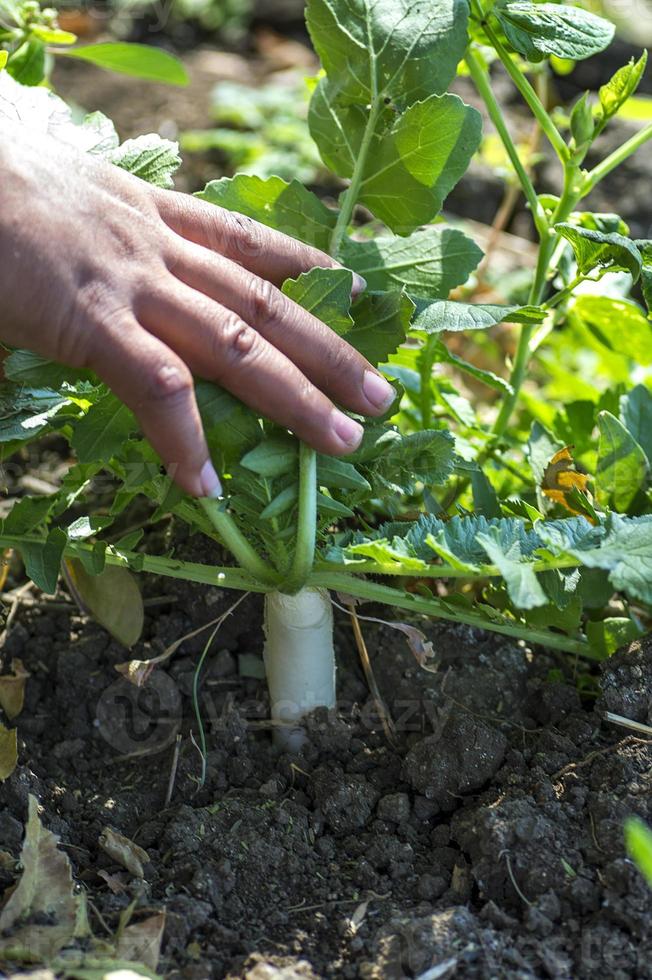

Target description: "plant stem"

left=465, top=47, right=548, bottom=239
left=198, top=498, right=279, bottom=585
left=489, top=163, right=582, bottom=442
left=282, top=443, right=317, bottom=594
left=314, top=554, right=582, bottom=579
left=482, top=24, right=569, bottom=163
left=0, top=532, right=269, bottom=592
left=310, top=570, right=595, bottom=658
left=329, top=97, right=383, bottom=257
left=582, top=122, right=652, bottom=195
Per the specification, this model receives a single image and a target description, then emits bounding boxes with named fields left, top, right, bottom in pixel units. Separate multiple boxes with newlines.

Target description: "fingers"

left=153, top=188, right=366, bottom=293
left=153, top=243, right=394, bottom=418
left=86, top=318, right=222, bottom=499
left=138, top=284, right=366, bottom=456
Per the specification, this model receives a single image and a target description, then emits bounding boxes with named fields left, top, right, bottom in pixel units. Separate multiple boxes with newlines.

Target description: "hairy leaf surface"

left=340, top=228, right=482, bottom=298
left=495, top=2, right=614, bottom=61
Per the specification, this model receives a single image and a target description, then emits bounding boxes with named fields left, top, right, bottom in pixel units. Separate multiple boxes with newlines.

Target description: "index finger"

left=152, top=188, right=366, bottom=293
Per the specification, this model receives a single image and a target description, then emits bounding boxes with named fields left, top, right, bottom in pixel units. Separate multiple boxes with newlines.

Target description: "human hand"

left=0, top=123, right=395, bottom=497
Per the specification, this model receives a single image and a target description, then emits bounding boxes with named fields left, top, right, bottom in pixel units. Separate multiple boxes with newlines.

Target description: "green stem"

left=582, top=122, right=652, bottom=195
left=490, top=165, right=581, bottom=441
left=465, top=47, right=548, bottom=239
left=314, top=554, right=582, bottom=579
left=329, top=97, right=383, bottom=257
left=0, top=533, right=269, bottom=593
left=282, top=443, right=317, bottom=594
left=482, top=23, right=569, bottom=163
left=198, top=498, right=279, bottom=585
left=309, top=570, right=594, bottom=658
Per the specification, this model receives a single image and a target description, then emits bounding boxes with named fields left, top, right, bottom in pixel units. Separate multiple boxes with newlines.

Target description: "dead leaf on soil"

left=0, top=721, right=18, bottom=780
left=114, top=610, right=235, bottom=687
left=0, top=657, right=30, bottom=719
left=97, top=869, right=128, bottom=895
left=333, top=596, right=438, bottom=672
left=0, top=548, right=12, bottom=591
left=0, top=794, right=78, bottom=961
left=99, top=828, right=149, bottom=879
left=63, top=559, right=144, bottom=648
left=116, top=911, right=165, bottom=972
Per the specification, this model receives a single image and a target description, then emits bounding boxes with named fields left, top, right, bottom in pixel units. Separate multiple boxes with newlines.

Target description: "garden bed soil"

left=1, top=525, right=651, bottom=979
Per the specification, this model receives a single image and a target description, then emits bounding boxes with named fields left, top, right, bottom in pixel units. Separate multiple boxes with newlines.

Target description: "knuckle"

left=248, top=277, right=286, bottom=328
left=224, top=212, right=264, bottom=259
left=218, top=315, right=259, bottom=367
left=144, top=362, right=194, bottom=407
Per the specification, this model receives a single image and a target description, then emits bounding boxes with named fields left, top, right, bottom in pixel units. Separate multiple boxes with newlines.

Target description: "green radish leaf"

left=595, top=52, right=647, bottom=134
left=412, top=300, right=545, bottom=332
left=0, top=51, right=7, bottom=71
left=310, top=84, right=482, bottom=234
left=572, top=295, right=652, bottom=364
left=586, top=617, right=643, bottom=658
left=635, top=240, right=652, bottom=315
left=20, top=528, right=67, bottom=594
left=317, top=457, right=371, bottom=491
left=3, top=350, right=95, bottom=388
left=57, top=43, right=188, bottom=86
left=476, top=526, right=547, bottom=609
left=494, top=2, right=615, bottom=62
left=556, top=224, right=642, bottom=281
left=66, top=516, right=113, bottom=540
left=340, top=228, right=483, bottom=299
left=71, top=392, right=137, bottom=464
left=348, top=290, right=414, bottom=365
left=554, top=514, right=652, bottom=606
left=625, top=818, right=652, bottom=888
left=110, top=134, right=181, bottom=188
left=471, top=469, right=501, bottom=518
left=64, top=559, right=144, bottom=647
left=0, top=385, right=72, bottom=443
left=240, top=437, right=298, bottom=478
left=282, top=268, right=354, bottom=335
left=197, top=174, right=337, bottom=251
left=305, top=0, right=469, bottom=105
left=7, top=38, right=46, bottom=86
left=195, top=381, right=241, bottom=429
left=358, top=428, right=456, bottom=496
left=316, top=492, right=355, bottom=518
left=596, top=410, right=648, bottom=511
left=0, top=496, right=55, bottom=535
left=620, top=385, right=652, bottom=464
left=260, top=485, right=298, bottom=520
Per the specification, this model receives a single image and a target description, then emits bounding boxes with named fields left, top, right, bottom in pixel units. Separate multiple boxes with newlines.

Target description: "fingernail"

left=351, top=273, right=367, bottom=298
left=363, top=370, right=395, bottom=411
left=199, top=459, right=223, bottom=498
left=331, top=409, right=364, bottom=449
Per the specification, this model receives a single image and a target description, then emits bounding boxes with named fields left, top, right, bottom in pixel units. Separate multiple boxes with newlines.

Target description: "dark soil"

left=1, top=522, right=651, bottom=978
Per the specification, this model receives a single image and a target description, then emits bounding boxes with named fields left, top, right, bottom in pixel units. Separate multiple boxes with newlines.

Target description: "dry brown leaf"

left=0, top=795, right=78, bottom=960
left=116, top=911, right=166, bottom=971
left=99, top=828, right=150, bottom=878
left=97, top=869, right=128, bottom=895
left=114, top=611, right=234, bottom=688
left=332, top=597, right=438, bottom=672
left=0, top=548, right=12, bottom=591
left=0, top=721, right=17, bottom=780
left=0, top=658, right=30, bottom=719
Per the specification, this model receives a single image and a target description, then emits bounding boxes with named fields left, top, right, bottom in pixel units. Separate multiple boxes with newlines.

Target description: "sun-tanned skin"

left=0, top=121, right=395, bottom=498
